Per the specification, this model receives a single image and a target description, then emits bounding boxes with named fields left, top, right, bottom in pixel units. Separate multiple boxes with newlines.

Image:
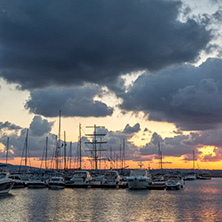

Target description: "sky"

left=1, top=0, right=222, bottom=170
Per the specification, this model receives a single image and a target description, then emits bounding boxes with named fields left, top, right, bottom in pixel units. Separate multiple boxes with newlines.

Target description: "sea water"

left=1, top=178, right=222, bottom=221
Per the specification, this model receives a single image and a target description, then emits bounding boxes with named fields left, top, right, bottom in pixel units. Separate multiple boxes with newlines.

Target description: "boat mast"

left=120, top=144, right=122, bottom=169
left=79, top=123, right=82, bottom=169
left=45, top=137, right=48, bottom=169
left=110, top=146, right=112, bottom=169
left=69, top=142, right=72, bottom=169
left=193, top=150, right=195, bottom=170
left=64, top=131, right=67, bottom=169
left=5, top=137, right=9, bottom=164
left=85, top=125, right=107, bottom=173
left=25, top=129, right=29, bottom=174
left=123, top=138, right=125, bottom=169
left=158, top=142, right=162, bottom=170
left=56, top=110, right=61, bottom=170
left=99, top=137, right=102, bottom=170
left=113, top=152, right=116, bottom=169
left=94, top=125, right=97, bottom=171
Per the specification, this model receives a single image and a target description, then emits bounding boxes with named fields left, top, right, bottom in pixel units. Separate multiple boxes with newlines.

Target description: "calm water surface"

left=1, top=178, right=222, bottom=221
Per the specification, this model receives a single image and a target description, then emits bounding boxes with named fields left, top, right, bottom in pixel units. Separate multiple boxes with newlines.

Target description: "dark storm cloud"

left=122, top=123, right=140, bottom=134
left=29, top=116, right=54, bottom=137
left=120, top=58, right=222, bottom=131
left=0, top=116, right=79, bottom=159
left=0, top=121, right=21, bottom=131
left=84, top=127, right=222, bottom=162
left=25, top=85, right=113, bottom=117
left=0, top=116, right=57, bottom=158
left=0, top=0, right=211, bottom=90
left=184, top=130, right=222, bottom=147
left=140, top=132, right=196, bottom=158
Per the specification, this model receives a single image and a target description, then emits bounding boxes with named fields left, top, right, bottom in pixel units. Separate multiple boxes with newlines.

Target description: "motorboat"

left=184, top=172, right=196, bottom=180
left=10, top=174, right=25, bottom=188
left=69, top=170, right=92, bottom=186
left=152, top=173, right=166, bottom=185
left=127, top=169, right=151, bottom=189
left=20, top=173, right=33, bottom=183
left=0, top=171, right=15, bottom=194
left=166, top=175, right=181, bottom=190
left=196, top=174, right=211, bottom=180
left=48, top=176, right=65, bottom=189
left=101, top=170, right=120, bottom=186
left=27, top=176, right=46, bottom=188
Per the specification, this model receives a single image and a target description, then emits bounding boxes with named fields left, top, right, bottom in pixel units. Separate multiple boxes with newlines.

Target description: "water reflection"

left=0, top=193, right=14, bottom=199
left=1, top=179, right=222, bottom=221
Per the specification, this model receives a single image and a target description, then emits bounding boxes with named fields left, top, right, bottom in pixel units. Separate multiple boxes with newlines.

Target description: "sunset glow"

left=199, top=146, right=217, bottom=159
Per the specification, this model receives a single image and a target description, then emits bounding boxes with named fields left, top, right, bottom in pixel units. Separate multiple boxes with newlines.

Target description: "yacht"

left=27, top=176, right=46, bottom=188
left=48, top=176, right=65, bottom=189
left=69, top=170, right=92, bottom=186
left=101, top=170, right=120, bottom=186
left=10, top=174, right=25, bottom=188
left=0, top=172, right=15, bottom=194
left=152, top=173, right=166, bottom=185
left=127, top=169, right=151, bottom=189
left=166, top=175, right=181, bottom=190
left=164, top=174, right=184, bottom=188
left=184, top=172, right=196, bottom=180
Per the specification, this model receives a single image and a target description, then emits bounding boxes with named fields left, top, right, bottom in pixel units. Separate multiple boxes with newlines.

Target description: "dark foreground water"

left=1, top=178, right=222, bottom=222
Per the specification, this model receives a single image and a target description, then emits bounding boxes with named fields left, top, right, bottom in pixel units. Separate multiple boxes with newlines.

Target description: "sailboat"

left=19, top=129, right=33, bottom=182
left=184, top=151, right=197, bottom=180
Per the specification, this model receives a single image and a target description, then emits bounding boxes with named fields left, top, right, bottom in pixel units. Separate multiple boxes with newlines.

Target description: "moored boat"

left=166, top=175, right=181, bottom=190
left=127, top=169, right=151, bottom=189
left=101, top=170, right=120, bottom=186
left=184, top=172, right=196, bottom=180
left=69, top=170, right=92, bottom=187
left=0, top=171, right=15, bottom=194
left=27, top=177, right=46, bottom=188
left=10, top=174, right=25, bottom=188
left=48, top=176, right=65, bottom=189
